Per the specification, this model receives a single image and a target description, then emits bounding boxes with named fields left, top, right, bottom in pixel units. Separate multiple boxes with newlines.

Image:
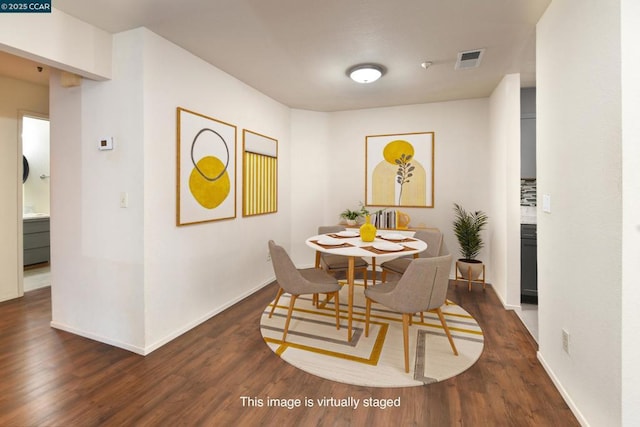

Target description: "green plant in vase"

left=340, top=209, right=361, bottom=225
left=452, top=203, right=488, bottom=281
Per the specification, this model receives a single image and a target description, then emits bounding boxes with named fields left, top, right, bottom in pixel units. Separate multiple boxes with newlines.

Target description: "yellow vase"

left=360, top=215, right=377, bottom=242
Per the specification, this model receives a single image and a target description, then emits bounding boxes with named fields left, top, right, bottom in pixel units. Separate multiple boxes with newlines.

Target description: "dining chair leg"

left=365, top=298, right=371, bottom=337
left=269, top=287, right=284, bottom=318
left=362, top=268, right=368, bottom=289
left=282, top=295, right=298, bottom=342
left=370, top=257, right=375, bottom=286
left=436, top=307, right=458, bottom=356
left=381, top=269, right=387, bottom=283
left=333, top=291, right=340, bottom=330
left=318, top=292, right=337, bottom=309
left=402, top=313, right=410, bottom=373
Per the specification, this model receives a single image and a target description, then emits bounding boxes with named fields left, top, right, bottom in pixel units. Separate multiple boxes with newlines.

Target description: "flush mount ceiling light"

left=347, top=64, right=385, bottom=84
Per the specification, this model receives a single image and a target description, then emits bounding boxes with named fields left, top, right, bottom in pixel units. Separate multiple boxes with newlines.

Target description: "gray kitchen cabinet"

left=521, top=87, right=536, bottom=178
left=521, top=224, right=537, bottom=302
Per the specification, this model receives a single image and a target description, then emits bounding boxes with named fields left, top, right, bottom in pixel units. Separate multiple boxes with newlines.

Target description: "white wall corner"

left=487, top=73, right=521, bottom=307
left=621, top=0, right=640, bottom=424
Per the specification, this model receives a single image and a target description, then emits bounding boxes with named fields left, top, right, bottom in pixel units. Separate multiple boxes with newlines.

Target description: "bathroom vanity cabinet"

left=23, top=216, right=50, bottom=266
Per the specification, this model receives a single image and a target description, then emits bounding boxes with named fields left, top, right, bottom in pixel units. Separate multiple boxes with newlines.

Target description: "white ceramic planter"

left=457, top=259, right=484, bottom=280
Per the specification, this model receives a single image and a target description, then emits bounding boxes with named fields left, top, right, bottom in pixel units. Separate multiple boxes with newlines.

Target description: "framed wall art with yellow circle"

left=176, top=107, right=237, bottom=226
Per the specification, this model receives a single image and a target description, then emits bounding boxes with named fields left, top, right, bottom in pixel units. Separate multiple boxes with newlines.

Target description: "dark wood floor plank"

left=0, top=281, right=579, bottom=426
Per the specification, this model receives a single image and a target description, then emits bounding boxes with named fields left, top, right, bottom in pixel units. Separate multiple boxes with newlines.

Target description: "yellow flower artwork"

left=366, top=132, right=434, bottom=208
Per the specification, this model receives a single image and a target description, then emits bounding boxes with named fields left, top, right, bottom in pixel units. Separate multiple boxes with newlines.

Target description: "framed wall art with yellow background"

left=365, top=132, right=434, bottom=208
left=242, top=129, right=278, bottom=216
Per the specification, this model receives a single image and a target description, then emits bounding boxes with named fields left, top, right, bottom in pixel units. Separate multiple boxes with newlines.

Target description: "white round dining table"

left=306, top=233, right=427, bottom=341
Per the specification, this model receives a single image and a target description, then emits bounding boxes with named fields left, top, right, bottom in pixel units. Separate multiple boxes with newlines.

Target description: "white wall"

left=141, top=29, right=292, bottom=351
left=537, top=1, right=622, bottom=425
left=487, top=74, right=521, bottom=308
left=289, top=100, right=492, bottom=274
left=290, top=109, right=332, bottom=265
left=49, top=29, right=147, bottom=352
left=50, top=28, right=293, bottom=354
left=0, top=76, right=48, bottom=302
left=621, top=0, right=640, bottom=424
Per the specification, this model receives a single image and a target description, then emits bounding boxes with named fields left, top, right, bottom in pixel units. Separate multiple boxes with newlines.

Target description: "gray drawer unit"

left=24, top=217, right=50, bottom=266
left=520, top=224, right=537, bottom=302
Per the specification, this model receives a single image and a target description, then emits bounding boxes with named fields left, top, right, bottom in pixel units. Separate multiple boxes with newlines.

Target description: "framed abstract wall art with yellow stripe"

left=176, top=107, right=237, bottom=226
left=242, top=129, right=278, bottom=216
left=365, top=131, right=434, bottom=208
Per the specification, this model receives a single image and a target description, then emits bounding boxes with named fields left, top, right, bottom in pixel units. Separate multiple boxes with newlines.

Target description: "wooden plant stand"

left=455, top=260, right=486, bottom=292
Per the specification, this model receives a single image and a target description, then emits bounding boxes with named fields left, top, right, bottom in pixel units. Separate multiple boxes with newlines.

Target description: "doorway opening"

left=516, top=87, right=538, bottom=342
left=20, top=113, right=51, bottom=293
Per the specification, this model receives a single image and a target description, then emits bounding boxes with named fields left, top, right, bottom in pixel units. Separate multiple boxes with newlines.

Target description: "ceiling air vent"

left=455, top=49, right=485, bottom=70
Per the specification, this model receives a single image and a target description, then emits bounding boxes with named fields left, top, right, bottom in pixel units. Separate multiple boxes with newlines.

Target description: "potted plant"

left=340, top=202, right=371, bottom=226
left=340, top=208, right=361, bottom=226
left=452, top=203, right=488, bottom=281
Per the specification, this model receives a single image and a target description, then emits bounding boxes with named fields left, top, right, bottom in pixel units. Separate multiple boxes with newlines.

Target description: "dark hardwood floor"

left=0, top=281, right=578, bottom=426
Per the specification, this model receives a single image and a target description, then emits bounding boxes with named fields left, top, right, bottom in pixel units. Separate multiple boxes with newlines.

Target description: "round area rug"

left=260, top=280, right=484, bottom=387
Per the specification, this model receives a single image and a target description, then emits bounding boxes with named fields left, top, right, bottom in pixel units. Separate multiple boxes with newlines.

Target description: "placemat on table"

left=311, top=240, right=354, bottom=249
left=327, top=233, right=360, bottom=239
left=378, top=236, right=416, bottom=243
left=360, top=245, right=415, bottom=255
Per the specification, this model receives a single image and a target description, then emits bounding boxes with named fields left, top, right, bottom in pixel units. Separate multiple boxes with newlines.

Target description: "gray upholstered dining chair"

left=379, top=229, right=443, bottom=283
left=364, top=254, right=458, bottom=373
left=316, top=225, right=368, bottom=287
left=267, top=240, right=341, bottom=342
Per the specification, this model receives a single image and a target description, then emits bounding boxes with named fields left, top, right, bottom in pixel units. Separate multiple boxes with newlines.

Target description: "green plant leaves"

left=452, top=203, right=488, bottom=260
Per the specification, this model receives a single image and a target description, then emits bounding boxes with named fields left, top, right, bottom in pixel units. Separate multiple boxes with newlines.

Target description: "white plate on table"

left=373, top=242, right=404, bottom=252
left=336, top=230, right=359, bottom=237
left=381, top=233, right=405, bottom=241
left=318, top=237, right=342, bottom=246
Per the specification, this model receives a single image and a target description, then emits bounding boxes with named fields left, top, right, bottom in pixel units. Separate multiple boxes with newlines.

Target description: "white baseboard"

left=490, top=285, right=520, bottom=311
left=537, top=351, right=589, bottom=426
left=50, top=277, right=276, bottom=356
left=24, top=282, right=50, bottom=292
left=142, top=277, right=275, bottom=355
left=50, top=321, right=147, bottom=355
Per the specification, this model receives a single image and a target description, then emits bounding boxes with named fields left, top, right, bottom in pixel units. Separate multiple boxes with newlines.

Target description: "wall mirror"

left=22, top=155, right=29, bottom=183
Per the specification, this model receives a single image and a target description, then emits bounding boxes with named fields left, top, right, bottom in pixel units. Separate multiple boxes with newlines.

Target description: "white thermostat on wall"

left=99, top=137, right=114, bottom=151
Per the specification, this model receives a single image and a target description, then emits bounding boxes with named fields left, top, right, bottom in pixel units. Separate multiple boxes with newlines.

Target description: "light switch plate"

left=542, top=194, right=551, bottom=213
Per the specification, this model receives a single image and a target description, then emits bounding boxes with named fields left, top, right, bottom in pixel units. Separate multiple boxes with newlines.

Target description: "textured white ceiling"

left=4, top=0, right=551, bottom=111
